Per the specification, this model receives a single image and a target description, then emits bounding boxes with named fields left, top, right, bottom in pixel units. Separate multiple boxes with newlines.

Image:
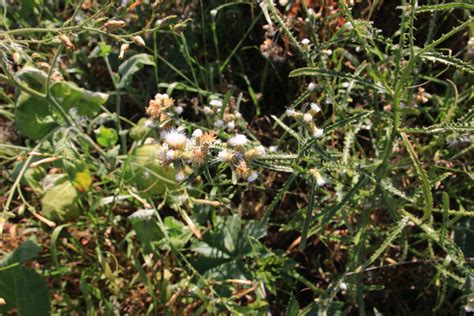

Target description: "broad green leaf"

left=0, top=266, right=50, bottom=316
left=41, top=180, right=80, bottom=223
left=0, top=240, right=40, bottom=267
left=16, top=66, right=47, bottom=93
left=14, top=93, right=58, bottom=140
left=124, top=145, right=177, bottom=196
left=95, top=125, right=118, bottom=148
left=129, top=209, right=161, bottom=253
left=0, top=240, right=50, bottom=316
left=118, top=53, right=155, bottom=89
left=50, top=81, right=109, bottom=117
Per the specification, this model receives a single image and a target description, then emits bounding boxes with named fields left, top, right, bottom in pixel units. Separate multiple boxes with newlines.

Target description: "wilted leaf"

left=73, top=169, right=93, bottom=192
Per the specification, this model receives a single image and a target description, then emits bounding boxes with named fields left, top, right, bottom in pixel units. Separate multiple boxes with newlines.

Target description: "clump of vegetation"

left=0, top=0, right=473, bottom=314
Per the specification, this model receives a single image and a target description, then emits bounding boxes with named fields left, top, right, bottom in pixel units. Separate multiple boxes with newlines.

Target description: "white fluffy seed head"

left=209, top=99, right=223, bottom=107
left=161, top=129, right=188, bottom=149
left=203, top=106, right=212, bottom=114
left=310, top=102, right=321, bottom=113
left=175, top=170, right=186, bottom=182
left=227, top=121, right=235, bottom=131
left=145, top=119, right=156, bottom=128
left=247, top=171, right=258, bottom=182
left=192, top=129, right=203, bottom=138
left=303, top=113, right=313, bottom=122
left=313, top=128, right=324, bottom=138
left=255, top=145, right=266, bottom=157
left=301, top=38, right=310, bottom=46
left=228, top=134, right=248, bottom=147
left=216, top=149, right=234, bottom=162
left=341, top=82, right=350, bottom=88
left=174, top=106, right=184, bottom=114
left=210, top=9, right=218, bottom=17
left=308, top=82, right=317, bottom=91
left=166, top=150, right=175, bottom=160
left=286, top=109, right=296, bottom=117
left=214, top=120, right=224, bottom=128
left=269, top=146, right=277, bottom=153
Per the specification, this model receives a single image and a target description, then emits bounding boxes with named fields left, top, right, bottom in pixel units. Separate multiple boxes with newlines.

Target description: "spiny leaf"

left=421, top=52, right=474, bottom=75
left=401, top=133, right=433, bottom=221
left=414, top=3, right=474, bottom=13
left=289, top=68, right=386, bottom=92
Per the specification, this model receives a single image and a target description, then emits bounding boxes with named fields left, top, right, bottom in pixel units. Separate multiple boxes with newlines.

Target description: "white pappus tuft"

left=216, top=149, right=234, bottom=162
left=228, top=134, right=248, bottom=147
left=161, top=128, right=188, bottom=149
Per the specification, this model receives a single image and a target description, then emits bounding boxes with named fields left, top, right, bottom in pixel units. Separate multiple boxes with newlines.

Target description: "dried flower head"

left=235, top=160, right=250, bottom=178
left=201, top=131, right=217, bottom=146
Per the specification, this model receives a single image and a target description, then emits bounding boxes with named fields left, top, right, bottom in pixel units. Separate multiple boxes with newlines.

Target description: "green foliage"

left=0, top=0, right=473, bottom=314
left=0, top=241, right=50, bottom=316
left=124, top=145, right=177, bottom=196
left=41, top=179, right=81, bottom=223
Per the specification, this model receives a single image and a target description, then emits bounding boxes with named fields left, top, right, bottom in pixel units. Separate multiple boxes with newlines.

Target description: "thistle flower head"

left=301, top=38, right=310, bottom=46
left=214, top=120, right=224, bottom=128
left=310, top=102, right=321, bottom=113
left=308, top=82, right=317, bottom=91
left=161, top=128, right=188, bottom=149
left=175, top=170, right=186, bottom=182
left=145, top=119, right=156, bottom=128
left=255, top=145, right=266, bottom=157
left=203, top=106, right=212, bottom=114
left=192, top=129, right=203, bottom=138
left=209, top=99, right=223, bottom=107
left=174, top=105, right=184, bottom=115
left=313, top=128, right=324, bottom=138
left=228, top=134, right=248, bottom=147
left=286, top=108, right=297, bottom=117
left=235, top=160, right=250, bottom=178
left=303, top=113, right=313, bottom=122
left=216, top=149, right=234, bottom=162
left=309, top=168, right=326, bottom=186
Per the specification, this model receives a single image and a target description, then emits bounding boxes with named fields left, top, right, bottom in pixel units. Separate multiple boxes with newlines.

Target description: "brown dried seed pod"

left=132, top=35, right=146, bottom=47
left=104, top=20, right=127, bottom=31
left=59, top=35, right=76, bottom=50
